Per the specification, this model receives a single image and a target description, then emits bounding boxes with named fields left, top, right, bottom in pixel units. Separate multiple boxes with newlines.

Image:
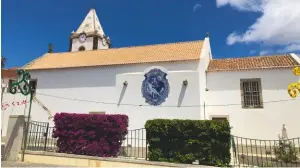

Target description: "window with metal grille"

left=29, top=79, right=37, bottom=94
left=7, top=79, right=17, bottom=93
left=240, top=78, right=263, bottom=108
left=212, top=117, right=228, bottom=122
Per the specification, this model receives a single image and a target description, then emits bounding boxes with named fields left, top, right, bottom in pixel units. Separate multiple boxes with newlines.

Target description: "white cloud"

left=216, top=0, right=262, bottom=12
left=250, top=50, right=257, bottom=54
left=277, top=43, right=300, bottom=53
left=217, top=0, right=300, bottom=53
left=193, top=3, right=202, bottom=12
left=259, top=50, right=271, bottom=55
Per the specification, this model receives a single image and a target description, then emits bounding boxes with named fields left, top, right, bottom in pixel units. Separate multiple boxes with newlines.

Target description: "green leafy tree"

left=48, top=43, right=53, bottom=53
left=1, top=56, right=6, bottom=69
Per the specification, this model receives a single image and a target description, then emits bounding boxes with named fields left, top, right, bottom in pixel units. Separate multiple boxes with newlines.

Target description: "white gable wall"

left=197, top=37, right=212, bottom=120
left=206, top=69, right=300, bottom=140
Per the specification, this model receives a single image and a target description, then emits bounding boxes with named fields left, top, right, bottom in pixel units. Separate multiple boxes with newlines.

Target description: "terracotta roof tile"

left=207, top=54, right=300, bottom=72
left=23, top=40, right=203, bottom=70
left=1, top=69, right=18, bottom=78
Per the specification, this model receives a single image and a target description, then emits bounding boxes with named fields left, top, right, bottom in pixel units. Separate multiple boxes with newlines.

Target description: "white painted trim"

left=199, top=38, right=208, bottom=62
left=290, top=53, right=300, bottom=64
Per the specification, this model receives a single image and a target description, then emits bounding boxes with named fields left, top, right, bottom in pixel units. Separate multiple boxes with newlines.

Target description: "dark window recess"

left=212, top=117, right=228, bottom=122
left=93, top=37, right=98, bottom=50
left=29, top=80, right=37, bottom=94
left=89, top=112, right=105, bottom=115
left=240, top=79, right=263, bottom=108
left=8, top=79, right=17, bottom=93
left=79, top=46, right=85, bottom=51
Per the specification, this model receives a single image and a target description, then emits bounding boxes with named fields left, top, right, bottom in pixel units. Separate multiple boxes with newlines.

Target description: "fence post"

left=43, top=123, right=49, bottom=151
left=145, top=129, right=148, bottom=161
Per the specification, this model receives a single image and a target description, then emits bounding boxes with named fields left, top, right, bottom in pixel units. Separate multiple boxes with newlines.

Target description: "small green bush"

left=145, top=119, right=231, bottom=166
left=273, top=140, right=299, bottom=163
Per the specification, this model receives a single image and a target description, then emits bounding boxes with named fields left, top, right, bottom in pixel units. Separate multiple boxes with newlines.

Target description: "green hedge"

left=145, top=119, right=231, bottom=166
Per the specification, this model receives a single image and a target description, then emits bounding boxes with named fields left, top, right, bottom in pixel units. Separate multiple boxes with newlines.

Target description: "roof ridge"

left=49, top=40, right=203, bottom=55
left=209, top=65, right=295, bottom=71
left=211, top=54, right=288, bottom=61
left=22, top=53, right=50, bottom=69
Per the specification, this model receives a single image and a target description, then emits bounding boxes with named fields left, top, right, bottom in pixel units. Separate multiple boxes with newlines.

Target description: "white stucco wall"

left=197, top=37, right=212, bottom=120
left=24, top=61, right=203, bottom=130
left=1, top=93, right=31, bottom=137
left=206, top=69, right=300, bottom=140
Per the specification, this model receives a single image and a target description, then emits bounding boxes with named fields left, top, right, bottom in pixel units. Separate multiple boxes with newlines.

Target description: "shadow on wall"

left=117, top=83, right=127, bottom=106
left=2, top=116, right=24, bottom=161
left=177, top=84, right=187, bottom=107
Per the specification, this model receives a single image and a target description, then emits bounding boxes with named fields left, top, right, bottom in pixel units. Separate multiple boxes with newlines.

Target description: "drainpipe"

left=1, top=78, right=5, bottom=103
left=204, top=70, right=208, bottom=120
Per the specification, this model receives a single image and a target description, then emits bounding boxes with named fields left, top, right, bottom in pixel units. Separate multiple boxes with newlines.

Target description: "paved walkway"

left=1, top=161, right=75, bottom=167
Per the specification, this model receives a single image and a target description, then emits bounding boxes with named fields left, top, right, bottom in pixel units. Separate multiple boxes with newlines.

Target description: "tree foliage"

left=48, top=43, right=53, bottom=53
left=1, top=56, right=6, bottom=69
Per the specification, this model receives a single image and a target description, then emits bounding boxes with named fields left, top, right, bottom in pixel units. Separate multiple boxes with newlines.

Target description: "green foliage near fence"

left=145, top=119, right=231, bottom=167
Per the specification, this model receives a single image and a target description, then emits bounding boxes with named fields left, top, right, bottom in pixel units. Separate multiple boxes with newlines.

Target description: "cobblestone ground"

left=1, top=161, right=75, bottom=167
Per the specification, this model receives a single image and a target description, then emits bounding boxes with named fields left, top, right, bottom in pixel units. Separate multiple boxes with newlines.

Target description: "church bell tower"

left=69, top=9, right=111, bottom=52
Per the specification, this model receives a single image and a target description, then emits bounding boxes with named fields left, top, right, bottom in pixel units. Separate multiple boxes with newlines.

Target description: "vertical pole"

left=1, top=83, right=6, bottom=137
left=203, top=101, right=206, bottom=120
left=145, top=129, right=147, bottom=161
left=43, top=123, right=49, bottom=151
left=1, top=86, right=4, bottom=137
left=21, top=93, right=33, bottom=162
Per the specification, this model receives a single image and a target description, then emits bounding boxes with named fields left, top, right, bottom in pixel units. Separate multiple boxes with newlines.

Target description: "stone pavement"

left=1, top=161, right=75, bottom=167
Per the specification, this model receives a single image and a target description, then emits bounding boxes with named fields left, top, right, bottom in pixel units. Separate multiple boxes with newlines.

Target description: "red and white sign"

left=1, top=100, right=28, bottom=111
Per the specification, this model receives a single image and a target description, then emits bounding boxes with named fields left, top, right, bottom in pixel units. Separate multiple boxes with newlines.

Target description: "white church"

left=2, top=9, right=300, bottom=140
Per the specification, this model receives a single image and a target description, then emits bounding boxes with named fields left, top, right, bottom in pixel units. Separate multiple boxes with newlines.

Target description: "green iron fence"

left=25, top=121, right=300, bottom=167
left=231, top=135, right=300, bottom=167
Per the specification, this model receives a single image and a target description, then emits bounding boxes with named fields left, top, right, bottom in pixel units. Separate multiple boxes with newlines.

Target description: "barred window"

left=7, top=79, right=17, bottom=93
left=212, top=117, right=227, bottom=122
left=29, top=79, right=37, bottom=94
left=240, top=79, right=263, bottom=108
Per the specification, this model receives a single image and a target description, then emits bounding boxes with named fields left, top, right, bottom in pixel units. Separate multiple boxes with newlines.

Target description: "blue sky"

left=2, top=0, right=300, bottom=68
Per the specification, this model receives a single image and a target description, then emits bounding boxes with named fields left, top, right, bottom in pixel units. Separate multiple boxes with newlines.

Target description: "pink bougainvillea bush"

left=52, top=113, right=128, bottom=157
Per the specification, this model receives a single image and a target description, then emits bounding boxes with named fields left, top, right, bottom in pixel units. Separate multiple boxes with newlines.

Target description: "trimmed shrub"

left=274, top=140, right=299, bottom=163
left=52, top=113, right=128, bottom=157
left=145, top=119, right=231, bottom=166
